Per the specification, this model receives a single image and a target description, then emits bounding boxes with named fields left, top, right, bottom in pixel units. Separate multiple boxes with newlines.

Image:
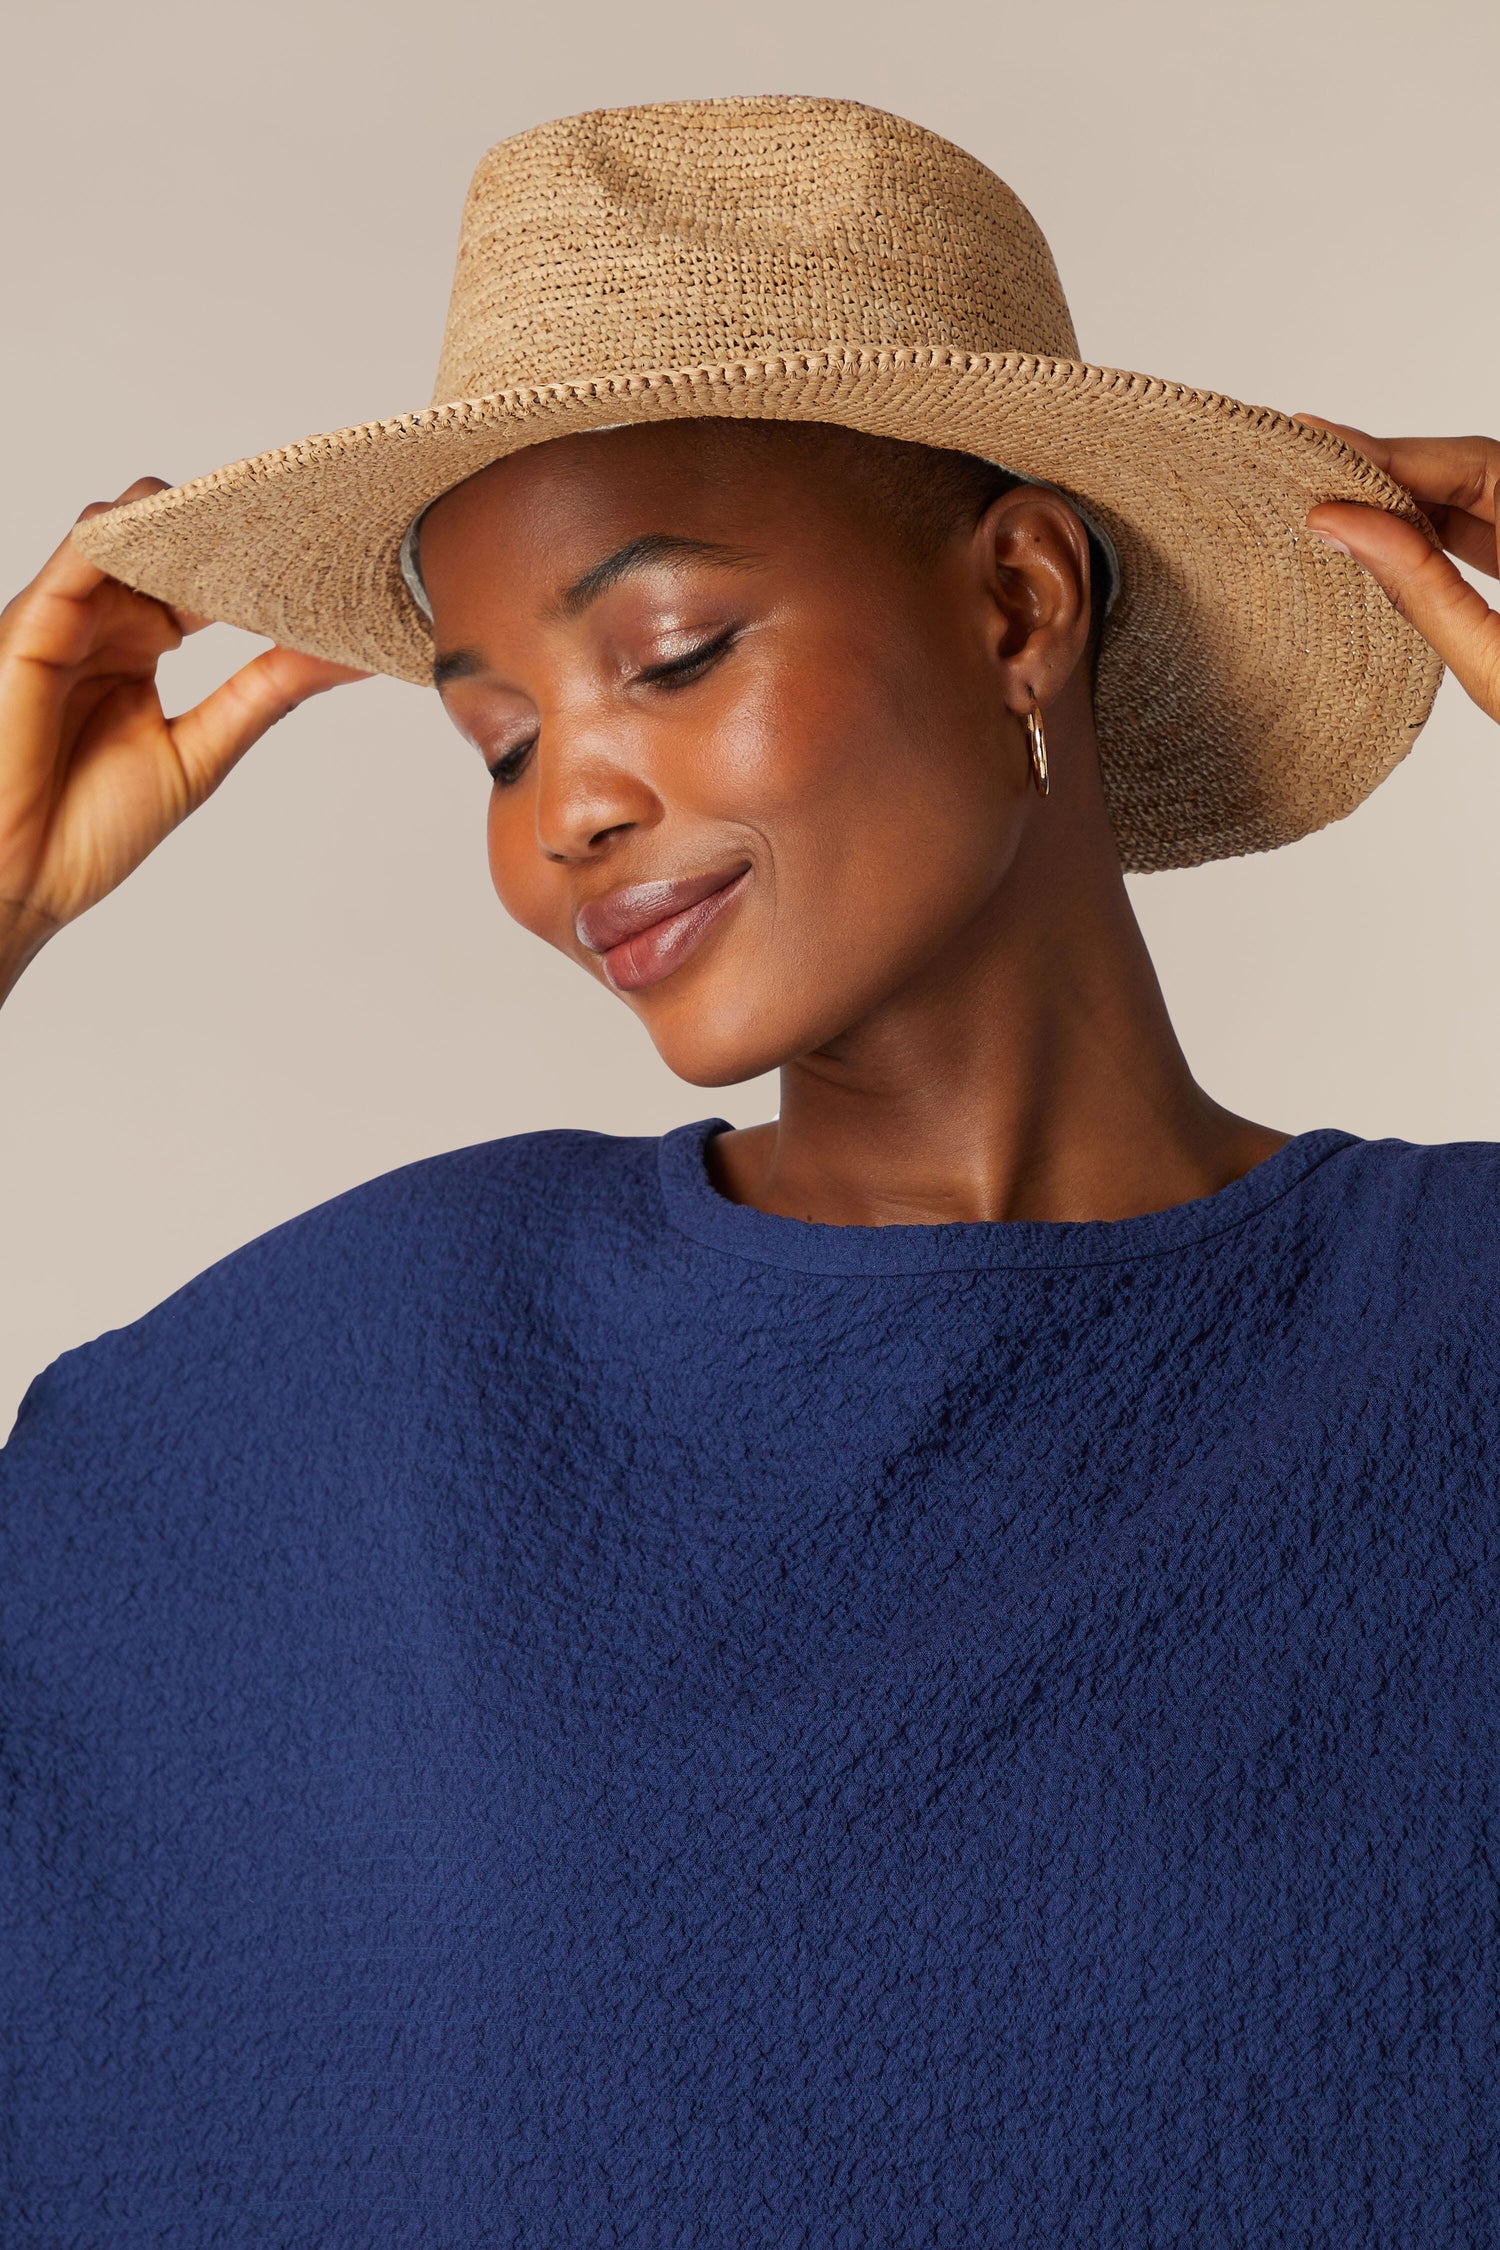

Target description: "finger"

left=166, top=647, right=371, bottom=806
left=1, top=563, right=186, bottom=698
left=1293, top=412, right=1391, bottom=468
left=77, top=478, right=172, bottom=523
left=0, top=479, right=176, bottom=622
left=109, top=476, right=173, bottom=507
left=1424, top=502, right=1499, bottom=580
left=1368, top=435, right=1497, bottom=524
left=55, top=476, right=175, bottom=589
left=2, top=482, right=195, bottom=686
left=1295, top=417, right=1498, bottom=524
left=1307, top=500, right=1500, bottom=721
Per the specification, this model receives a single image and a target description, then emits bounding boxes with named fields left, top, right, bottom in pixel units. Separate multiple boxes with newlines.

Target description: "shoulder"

left=290, top=1120, right=661, bottom=1247
left=3, top=1125, right=664, bottom=1453
left=1312, top=1130, right=1500, bottom=1240
left=287, top=1121, right=664, bottom=1276
left=0, top=1126, right=677, bottom=1678
left=1298, top=1130, right=1500, bottom=1311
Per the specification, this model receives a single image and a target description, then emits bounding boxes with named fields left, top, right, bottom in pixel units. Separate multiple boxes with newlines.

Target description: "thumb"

left=1308, top=501, right=1500, bottom=724
left=167, top=646, right=372, bottom=808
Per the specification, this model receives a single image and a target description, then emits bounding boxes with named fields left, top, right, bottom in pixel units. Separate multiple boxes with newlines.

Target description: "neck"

left=710, top=689, right=1285, bottom=1227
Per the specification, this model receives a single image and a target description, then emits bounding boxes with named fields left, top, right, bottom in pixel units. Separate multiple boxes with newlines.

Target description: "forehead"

left=413, top=420, right=897, bottom=608
left=423, top=419, right=842, bottom=535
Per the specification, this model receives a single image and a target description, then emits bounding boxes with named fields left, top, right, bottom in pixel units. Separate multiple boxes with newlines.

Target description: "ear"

left=969, top=486, right=1094, bottom=714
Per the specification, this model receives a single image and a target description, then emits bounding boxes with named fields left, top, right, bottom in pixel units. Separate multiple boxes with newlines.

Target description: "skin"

left=1, top=422, right=1496, bottom=1228
left=419, top=422, right=1280, bottom=1223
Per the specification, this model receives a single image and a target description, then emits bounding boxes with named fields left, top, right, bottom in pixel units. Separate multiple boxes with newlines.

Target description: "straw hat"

left=71, top=95, right=1444, bottom=872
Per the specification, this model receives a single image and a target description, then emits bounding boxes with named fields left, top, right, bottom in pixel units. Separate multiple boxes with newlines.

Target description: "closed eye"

left=636, top=625, right=739, bottom=688
left=486, top=626, right=739, bottom=785
left=487, top=736, right=537, bottom=787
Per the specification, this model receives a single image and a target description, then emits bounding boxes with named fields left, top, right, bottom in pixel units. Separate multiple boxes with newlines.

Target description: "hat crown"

left=431, top=95, right=1081, bottom=404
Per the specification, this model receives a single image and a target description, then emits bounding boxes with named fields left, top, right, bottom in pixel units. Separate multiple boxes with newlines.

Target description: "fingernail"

left=1310, top=529, right=1353, bottom=557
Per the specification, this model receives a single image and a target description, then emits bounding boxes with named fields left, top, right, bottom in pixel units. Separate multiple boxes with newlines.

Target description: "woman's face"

left=418, top=421, right=1073, bottom=1087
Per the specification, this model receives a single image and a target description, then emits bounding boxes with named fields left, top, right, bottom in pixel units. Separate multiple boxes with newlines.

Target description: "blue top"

left=3, top=1119, right=1497, bottom=2244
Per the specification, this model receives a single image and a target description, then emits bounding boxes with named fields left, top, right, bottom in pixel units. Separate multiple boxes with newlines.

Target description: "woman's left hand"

left=1297, top=422, right=1500, bottom=723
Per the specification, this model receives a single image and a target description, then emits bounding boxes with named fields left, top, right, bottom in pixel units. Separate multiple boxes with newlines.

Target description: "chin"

left=634, top=981, right=809, bottom=1090
left=645, top=1027, right=791, bottom=1091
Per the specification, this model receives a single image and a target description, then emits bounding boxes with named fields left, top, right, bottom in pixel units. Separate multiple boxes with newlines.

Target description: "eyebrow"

left=553, top=533, right=763, bottom=618
left=431, top=532, right=763, bottom=690
left=432, top=646, right=485, bottom=690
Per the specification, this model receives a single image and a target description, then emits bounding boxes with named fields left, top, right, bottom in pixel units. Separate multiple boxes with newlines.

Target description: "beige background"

left=2, top=0, right=1496, bottom=1434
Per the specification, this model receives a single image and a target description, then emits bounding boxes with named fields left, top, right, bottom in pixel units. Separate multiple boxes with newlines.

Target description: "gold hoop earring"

left=1025, top=700, right=1050, bottom=797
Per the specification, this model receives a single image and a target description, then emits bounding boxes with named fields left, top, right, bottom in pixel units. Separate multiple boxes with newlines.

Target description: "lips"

left=575, top=863, right=751, bottom=993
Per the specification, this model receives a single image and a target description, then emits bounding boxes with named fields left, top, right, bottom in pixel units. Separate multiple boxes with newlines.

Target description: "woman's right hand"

left=0, top=478, right=369, bottom=1002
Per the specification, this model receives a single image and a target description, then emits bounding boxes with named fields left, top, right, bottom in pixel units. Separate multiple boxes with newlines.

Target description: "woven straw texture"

left=70, top=95, right=1445, bottom=873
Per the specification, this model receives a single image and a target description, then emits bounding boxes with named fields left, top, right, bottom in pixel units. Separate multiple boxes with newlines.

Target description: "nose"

left=531, top=730, right=662, bottom=863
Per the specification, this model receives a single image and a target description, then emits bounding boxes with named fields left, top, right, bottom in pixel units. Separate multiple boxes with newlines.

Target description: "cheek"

left=484, top=792, right=569, bottom=949
left=666, top=643, right=905, bottom=865
left=642, top=637, right=1025, bottom=1077
left=722, top=637, right=1014, bottom=930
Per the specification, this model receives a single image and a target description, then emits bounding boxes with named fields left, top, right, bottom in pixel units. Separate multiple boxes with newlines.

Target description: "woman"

left=3, top=96, right=1498, bottom=2244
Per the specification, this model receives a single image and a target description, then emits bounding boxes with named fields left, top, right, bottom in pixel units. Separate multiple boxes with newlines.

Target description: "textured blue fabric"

left=3, top=1118, right=1498, bottom=2246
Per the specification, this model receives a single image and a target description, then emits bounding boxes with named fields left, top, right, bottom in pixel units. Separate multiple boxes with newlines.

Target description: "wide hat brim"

left=70, top=344, right=1444, bottom=874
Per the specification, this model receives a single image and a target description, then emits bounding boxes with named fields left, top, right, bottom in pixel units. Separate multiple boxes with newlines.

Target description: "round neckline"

left=657, top=1118, right=1360, bottom=1275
